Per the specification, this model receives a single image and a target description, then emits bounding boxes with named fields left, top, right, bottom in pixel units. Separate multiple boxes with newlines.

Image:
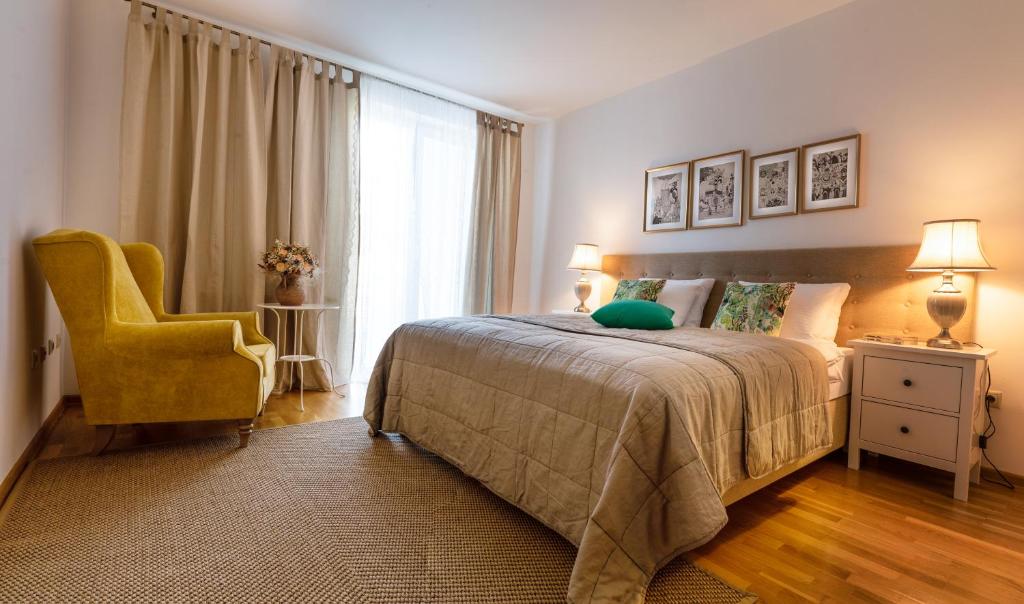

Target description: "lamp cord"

left=963, top=342, right=1015, bottom=490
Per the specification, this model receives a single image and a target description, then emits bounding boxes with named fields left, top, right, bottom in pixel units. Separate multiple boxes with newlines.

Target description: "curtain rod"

left=124, top=0, right=525, bottom=128
left=127, top=0, right=352, bottom=75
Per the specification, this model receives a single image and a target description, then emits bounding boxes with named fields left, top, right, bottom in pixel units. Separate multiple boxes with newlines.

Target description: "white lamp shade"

left=908, top=219, right=994, bottom=272
left=567, top=243, right=602, bottom=271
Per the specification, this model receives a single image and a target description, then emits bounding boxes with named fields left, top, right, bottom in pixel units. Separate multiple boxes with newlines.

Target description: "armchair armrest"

left=107, top=320, right=250, bottom=360
left=159, top=311, right=270, bottom=346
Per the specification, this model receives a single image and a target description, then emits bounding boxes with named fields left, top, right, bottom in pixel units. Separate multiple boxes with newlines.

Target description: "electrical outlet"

left=30, top=347, right=45, bottom=369
left=987, top=390, right=1003, bottom=408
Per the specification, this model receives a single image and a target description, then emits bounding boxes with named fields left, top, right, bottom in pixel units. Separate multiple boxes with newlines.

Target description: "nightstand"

left=847, top=339, right=996, bottom=501
left=551, top=309, right=592, bottom=316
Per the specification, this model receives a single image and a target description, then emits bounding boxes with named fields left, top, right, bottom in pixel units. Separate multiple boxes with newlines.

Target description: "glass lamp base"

left=925, top=272, right=966, bottom=350
left=573, top=274, right=592, bottom=314
left=927, top=328, right=962, bottom=349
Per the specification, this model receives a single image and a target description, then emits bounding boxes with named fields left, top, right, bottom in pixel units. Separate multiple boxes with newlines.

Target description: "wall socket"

left=987, top=390, right=1003, bottom=408
left=31, top=346, right=47, bottom=370
left=30, top=333, right=62, bottom=370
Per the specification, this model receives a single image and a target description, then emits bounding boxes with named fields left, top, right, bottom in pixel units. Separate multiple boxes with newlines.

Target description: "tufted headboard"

left=600, top=245, right=976, bottom=346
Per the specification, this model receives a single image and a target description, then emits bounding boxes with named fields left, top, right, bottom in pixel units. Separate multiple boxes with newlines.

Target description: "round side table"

left=257, top=303, right=341, bottom=411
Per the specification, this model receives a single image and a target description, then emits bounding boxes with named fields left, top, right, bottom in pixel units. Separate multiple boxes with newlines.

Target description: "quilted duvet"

left=364, top=314, right=830, bottom=603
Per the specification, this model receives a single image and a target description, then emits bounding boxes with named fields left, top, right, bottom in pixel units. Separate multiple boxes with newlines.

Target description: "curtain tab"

left=172, top=12, right=184, bottom=34
left=129, top=0, right=142, bottom=18
left=477, top=112, right=522, bottom=135
left=164, top=11, right=185, bottom=35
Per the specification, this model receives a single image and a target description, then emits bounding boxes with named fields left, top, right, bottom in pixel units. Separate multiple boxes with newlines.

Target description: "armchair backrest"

left=32, top=230, right=157, bottom=341
left=120, top=242, right=170, bottom=318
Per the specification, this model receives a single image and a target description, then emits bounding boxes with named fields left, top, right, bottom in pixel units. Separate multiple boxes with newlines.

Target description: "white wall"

left=511, top=120, right=556, bottom=314
left=535, top=0, right=1024, bottom=472
left=0, top=1, right=68, bottom=482
left=60, top=0, right=126, bottom=393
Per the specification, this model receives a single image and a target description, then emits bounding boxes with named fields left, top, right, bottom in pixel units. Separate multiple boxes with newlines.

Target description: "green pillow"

left=711, top=282, right=796, bottom=336
left=592, top=300, right=675, bottom=330
left=611, top=278, right=666, bottom=302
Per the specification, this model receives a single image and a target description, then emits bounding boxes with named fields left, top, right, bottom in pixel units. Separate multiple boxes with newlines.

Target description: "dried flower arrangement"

left=258, top=240, right=320, bottom=279
left=258, top=240, right=320, bottom=305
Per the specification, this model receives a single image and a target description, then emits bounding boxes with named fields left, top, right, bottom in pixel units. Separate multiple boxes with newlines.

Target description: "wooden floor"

left=18, top=386, right=1024, bottom=603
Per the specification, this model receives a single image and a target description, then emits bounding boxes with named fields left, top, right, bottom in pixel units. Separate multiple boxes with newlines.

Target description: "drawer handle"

left=903, top=379, right=913, bottom=387
left=899, top=425, right=910, bottom=434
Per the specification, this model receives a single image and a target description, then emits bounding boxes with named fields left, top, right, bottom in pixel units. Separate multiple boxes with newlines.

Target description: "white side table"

left=257, top=303, right=341, bottom=411
left=847, top=339, right=997, bottom=501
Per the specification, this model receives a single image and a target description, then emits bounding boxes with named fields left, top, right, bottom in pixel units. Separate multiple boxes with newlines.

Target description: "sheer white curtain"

left=351, top=77, right=477, bottom=382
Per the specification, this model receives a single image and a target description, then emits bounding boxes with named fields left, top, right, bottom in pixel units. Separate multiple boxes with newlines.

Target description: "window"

left=352, top=77, right=477, bottom=381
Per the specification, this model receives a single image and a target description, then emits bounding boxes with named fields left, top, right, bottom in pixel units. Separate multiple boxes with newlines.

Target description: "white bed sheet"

left=829, top=346, right=855, bottom=399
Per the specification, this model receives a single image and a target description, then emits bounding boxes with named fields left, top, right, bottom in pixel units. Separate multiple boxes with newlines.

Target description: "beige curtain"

left=466, top=113, right=523, bottom=314
left=264, top=47, right=357, bottom=390
left=119, top=5, right=194, bottom=313
left=119, top=1, right=358, bottom=391
left=121, top=3, right=265, bottom=313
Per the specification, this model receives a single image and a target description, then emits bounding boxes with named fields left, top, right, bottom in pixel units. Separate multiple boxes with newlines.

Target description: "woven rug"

left=0, top=418, right=756, bottom=603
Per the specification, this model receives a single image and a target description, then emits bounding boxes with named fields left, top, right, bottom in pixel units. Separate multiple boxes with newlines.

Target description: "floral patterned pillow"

left=711, top=282, right=796, bottom=336
left=612, top=279, right=666, bottom=302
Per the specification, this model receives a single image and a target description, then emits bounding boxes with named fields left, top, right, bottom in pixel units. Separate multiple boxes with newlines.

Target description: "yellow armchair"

left=32, top=229, right=275, bottom=448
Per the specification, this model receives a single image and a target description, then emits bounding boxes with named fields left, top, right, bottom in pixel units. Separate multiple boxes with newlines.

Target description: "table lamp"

left=907, top=219, right=994, bottom=349
left=567, top=243, right=601, bottom=312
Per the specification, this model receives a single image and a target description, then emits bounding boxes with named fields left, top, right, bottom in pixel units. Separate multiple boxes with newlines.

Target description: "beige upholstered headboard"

left=601, top=245, right=975, bottom=346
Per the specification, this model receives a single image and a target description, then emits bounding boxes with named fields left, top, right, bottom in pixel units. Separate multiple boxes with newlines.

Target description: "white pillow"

left=643, top=278, right=715, bottom=327
left=790, top=337, right=844, bottom=367
left=655, top=282, right=699, bottom=327
left=740, top=281, right=851, bottom=343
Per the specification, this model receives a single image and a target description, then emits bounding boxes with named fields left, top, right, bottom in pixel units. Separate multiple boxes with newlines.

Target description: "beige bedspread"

left=364, top=314, right=830, bottom=603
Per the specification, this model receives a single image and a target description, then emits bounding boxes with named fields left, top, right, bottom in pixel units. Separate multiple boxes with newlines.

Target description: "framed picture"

left=749, top=148, right=799, bottom=219
left=690, top=150, right=744, bottom=229
left=801, top=134, right=860, bottom=213
left=643, top=161, right=690, bottom=232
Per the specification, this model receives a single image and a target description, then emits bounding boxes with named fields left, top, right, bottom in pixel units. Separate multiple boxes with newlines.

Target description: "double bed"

left=364, top=245, right=975, bottom=603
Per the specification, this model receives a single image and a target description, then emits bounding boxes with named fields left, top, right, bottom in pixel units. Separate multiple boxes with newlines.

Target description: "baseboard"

left=0, top=396, right=70, bottom=509
left=981, top=465, right=1024, bottom=486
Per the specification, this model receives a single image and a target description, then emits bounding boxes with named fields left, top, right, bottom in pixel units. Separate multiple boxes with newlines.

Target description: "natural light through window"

left=351, top=76, right=477, bottom=382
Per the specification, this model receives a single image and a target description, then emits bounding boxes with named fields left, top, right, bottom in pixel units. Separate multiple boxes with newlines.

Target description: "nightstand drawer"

left=860, top=401, right=958, bottom=461
left=862, top=356, right=963, bottom=412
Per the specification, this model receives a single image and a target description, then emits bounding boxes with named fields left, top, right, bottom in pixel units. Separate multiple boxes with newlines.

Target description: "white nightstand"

left=847, top=339, right=996, bottom=501
left=551, top=309, right=592, bottom=316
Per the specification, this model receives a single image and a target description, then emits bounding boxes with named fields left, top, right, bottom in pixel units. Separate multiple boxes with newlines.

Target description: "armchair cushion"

left=162, top=311, right=270, bottom=347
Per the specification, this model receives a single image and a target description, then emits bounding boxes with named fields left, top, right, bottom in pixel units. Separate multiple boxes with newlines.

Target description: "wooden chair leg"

left=91, top=425, right=116, bottom=456
left=238, top=420, right=254, bottom=448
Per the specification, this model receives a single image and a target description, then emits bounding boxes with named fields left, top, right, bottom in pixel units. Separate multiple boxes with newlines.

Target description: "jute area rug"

left=0, top=417, right=756, bottom=603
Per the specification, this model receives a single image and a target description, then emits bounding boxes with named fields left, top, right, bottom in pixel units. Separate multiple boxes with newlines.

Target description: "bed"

left=364, top=245, right=975, bottom=604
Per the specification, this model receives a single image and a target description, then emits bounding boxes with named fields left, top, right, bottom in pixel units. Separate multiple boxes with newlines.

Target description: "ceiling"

left=166, top=0, right=855, bottom=119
